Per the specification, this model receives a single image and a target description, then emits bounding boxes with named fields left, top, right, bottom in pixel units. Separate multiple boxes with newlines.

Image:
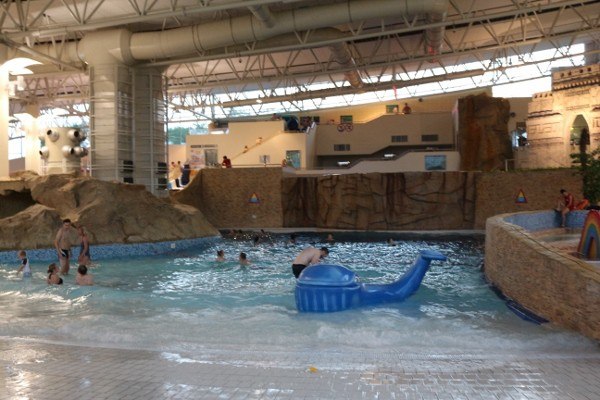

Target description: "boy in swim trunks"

left=54, top=219, right=78, bottom=275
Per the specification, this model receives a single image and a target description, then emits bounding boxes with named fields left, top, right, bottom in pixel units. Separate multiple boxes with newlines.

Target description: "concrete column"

left=133, top=68, right=168, bottom=193
left=89, top=63, right=134, bottom=182
left=0, top=47, right=9, bottom=178
left=18, top=109, right=41, bottom=174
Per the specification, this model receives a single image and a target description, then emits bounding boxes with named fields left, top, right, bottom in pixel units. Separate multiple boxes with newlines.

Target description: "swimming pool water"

left=0, top=234, right=595, bottom=362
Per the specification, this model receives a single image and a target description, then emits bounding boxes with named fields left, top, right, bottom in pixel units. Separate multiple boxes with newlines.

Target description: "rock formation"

left=0, top=172, right=219, bottom=251
left=283, top=172, right=476, bottom=230
left=457, top=92, right=513, bottom=171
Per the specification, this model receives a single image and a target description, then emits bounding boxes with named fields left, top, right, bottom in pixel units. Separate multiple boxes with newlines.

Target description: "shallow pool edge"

left=0, top=235, right=221, bottom=264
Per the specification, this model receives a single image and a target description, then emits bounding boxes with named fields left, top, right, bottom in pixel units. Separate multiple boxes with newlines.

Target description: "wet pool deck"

left=1, top=338, right=599, bottom=399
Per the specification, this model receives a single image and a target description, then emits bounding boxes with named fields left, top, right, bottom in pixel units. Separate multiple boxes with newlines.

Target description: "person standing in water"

left=291, top=246, right=329, bottom=278
left=16, top=250, right=32, bottom=278
left=54, top=219, right=78, bottom=275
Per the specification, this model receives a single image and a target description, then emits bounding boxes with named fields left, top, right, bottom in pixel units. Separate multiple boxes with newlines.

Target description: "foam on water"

left=0, top=234, right=595, bottom=360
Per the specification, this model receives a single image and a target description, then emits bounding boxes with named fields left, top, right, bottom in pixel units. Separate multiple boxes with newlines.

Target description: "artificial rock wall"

left=283, top=172, right=476, bottom=230
left=457, top=93, right=513, bottom=171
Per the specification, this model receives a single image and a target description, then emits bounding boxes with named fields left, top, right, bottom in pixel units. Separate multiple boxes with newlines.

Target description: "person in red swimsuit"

left=557, top=189, right=575, bottom=227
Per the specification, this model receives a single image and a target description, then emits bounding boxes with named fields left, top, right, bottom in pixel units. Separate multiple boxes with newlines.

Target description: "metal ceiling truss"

left=2, top=0, right=599, bottom=115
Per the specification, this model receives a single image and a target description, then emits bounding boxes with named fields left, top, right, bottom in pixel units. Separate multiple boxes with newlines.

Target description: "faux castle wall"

left=172, top=167, right=284, bottom=229
left=174, top=168, right=582, bottom=230
left=474, top=169, right=583, bottom=228
left=485, top=211, right=600, bottom=341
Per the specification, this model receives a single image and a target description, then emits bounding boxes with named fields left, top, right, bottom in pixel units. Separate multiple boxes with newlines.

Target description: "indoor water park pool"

left=0, top=234, right=596, bottom=366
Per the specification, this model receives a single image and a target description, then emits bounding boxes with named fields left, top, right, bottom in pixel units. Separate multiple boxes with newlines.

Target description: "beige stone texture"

left=474, top=169, right=583, bottom=228
left=0, top=172, right=218, bottom=250
left=174, top=168, right=582, bottom=231
left=172, top=167, right=283, bottom=228
left=458, top=93, right=513, bottom=171
left=485, top=214, right=600, bottom=341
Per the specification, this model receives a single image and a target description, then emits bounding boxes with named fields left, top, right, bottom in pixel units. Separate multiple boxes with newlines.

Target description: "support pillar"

left=0, top=47, right=9, bottom=178
left=133, top=68, right=168, bottom=193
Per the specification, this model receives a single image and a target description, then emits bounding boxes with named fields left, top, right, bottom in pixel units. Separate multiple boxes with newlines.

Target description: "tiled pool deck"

left=1, top=338, right=599, bottom=399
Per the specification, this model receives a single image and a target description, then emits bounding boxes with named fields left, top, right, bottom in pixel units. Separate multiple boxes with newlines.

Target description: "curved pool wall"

left=485, top=210, right=600, bottom=341
left=0, top=236, right=220, bottom=264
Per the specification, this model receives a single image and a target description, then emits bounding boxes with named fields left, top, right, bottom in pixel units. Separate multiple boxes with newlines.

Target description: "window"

left=334, top=144, right=351, bottom=151
left=8, top=119, right=25, bottom=160
left=391, top=135, right=408, bottom=143
left=422, top=134, right=439, bottom=142
left=425, top=155, right=446, bottom=170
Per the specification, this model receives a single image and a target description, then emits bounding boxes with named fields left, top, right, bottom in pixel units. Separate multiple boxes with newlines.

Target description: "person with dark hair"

left=54, top=219, right=78, bottom=275
left=180, top=163, right=191, bottom=185
left=291, top=246, right=329, bottom=278
left=556, top=189, right=575, bottom=227
left=287, top=117, right=299, bottom=132
left=222, top=155, right=232, bottom=168
left=239, top=252, right=250, bottom=266
left=76, top=265, right=93, bottom=286
left=47, top=263, right=63, bottom=285
left=216, top=250, right=225, bottom=262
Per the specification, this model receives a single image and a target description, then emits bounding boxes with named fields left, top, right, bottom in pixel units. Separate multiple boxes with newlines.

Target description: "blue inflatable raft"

left=295, top=249, right=447, bottom=312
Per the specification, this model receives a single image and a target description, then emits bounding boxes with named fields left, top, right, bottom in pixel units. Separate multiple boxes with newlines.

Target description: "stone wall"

left=474, top=169, right=583, bottom=228
left=174, top=168, right=582, bottom=230
left=485, top=212, right=600, bottom=341
left=173, top=167, right=284, bottom=228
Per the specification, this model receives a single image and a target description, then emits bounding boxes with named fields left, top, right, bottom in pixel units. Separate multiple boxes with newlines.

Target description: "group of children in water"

left=16, top=250, right=93, bottom=286
left=16, top=218, right=94, bottom=286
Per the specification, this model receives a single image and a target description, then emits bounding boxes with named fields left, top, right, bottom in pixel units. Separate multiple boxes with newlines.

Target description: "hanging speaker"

left=39, top=146, right=49, bottom=159
left=46, top=129, right=59, bottom=142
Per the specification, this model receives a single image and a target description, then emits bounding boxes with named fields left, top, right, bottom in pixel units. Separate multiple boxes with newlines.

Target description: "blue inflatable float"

left=295, top=249, right=447, bottom=312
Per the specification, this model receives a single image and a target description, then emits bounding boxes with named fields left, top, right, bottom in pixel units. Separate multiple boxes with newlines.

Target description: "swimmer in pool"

left=47, top=263, right=63, bottom=285
left=291, top=246, right=329, bottom=278
left=216, top=250, right=225, bottom=262
left=239, top=252, right=250, bottom=266
left=75, top=265, right=93, bottom=286
left=16, top=250, right=32, bottom=278
left=54, top=218, right=78, bottom=275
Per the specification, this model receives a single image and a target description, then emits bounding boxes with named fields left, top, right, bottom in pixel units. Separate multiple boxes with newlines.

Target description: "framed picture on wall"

left=424, top=155, right=447, bottom=171
left=386, top=105, right=399, bottom=114
left=340, top=115, right=353, bottom=123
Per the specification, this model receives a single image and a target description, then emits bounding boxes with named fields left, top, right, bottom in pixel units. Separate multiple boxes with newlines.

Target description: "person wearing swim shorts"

left=291, top=246, right=329, bottom=278
left=54, top=219, right=78, bottom=275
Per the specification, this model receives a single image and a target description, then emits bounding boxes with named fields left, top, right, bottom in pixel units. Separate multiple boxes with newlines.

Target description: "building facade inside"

left=0, top=0, right=598, bottom=193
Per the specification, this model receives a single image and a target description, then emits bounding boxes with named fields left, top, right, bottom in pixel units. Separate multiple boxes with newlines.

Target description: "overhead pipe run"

left=27, top=0, right=448, bottom=78
left=128, top=0, right=448, bottom=61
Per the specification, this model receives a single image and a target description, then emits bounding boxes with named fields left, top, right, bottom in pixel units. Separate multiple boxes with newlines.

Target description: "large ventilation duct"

left=31, top=0, right=448, bottom=66
left=129, top=0, right=448, bottom=60
left=248, top=5, right=276, bottom=29
left=249, top=4, right=363, bottom=88
left=425, top=12, right=446, bottom=57
left=329, top=42, right=364, bottom=88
